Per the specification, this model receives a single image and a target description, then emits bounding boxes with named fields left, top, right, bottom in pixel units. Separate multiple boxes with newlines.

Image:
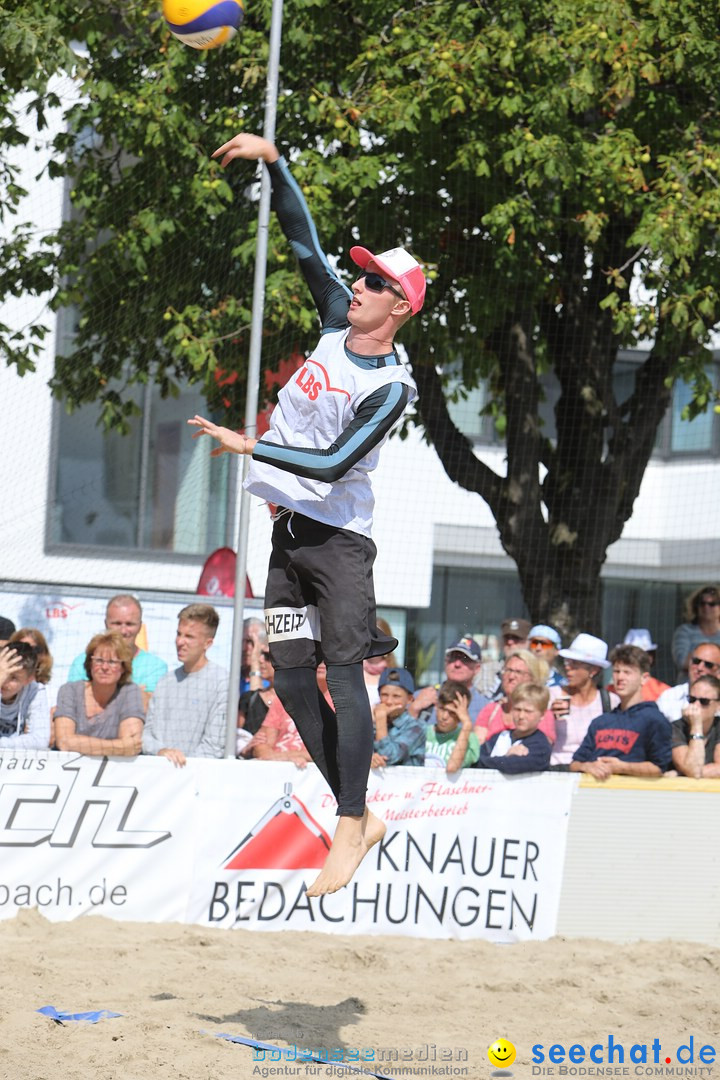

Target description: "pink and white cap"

left=350, top=245, right=427, bottom=314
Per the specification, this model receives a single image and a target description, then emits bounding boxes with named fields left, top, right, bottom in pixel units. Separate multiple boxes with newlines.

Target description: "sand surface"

left=2, top=911, right=718, bottom=1080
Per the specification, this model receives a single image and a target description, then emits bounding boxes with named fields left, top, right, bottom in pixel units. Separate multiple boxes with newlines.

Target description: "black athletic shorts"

left=264, top=510, right=397, bottom=669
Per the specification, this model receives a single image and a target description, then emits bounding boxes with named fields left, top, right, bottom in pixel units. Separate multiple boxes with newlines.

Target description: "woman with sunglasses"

left=54, top=631, right=144, bottom=757
left=671, top=584, right=720, bottom=683
left=188, top=132, right=427, bottom=897
left=671, top=675, right=720, bottom=779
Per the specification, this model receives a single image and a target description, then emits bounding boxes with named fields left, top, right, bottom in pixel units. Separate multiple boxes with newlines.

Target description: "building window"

left=668, top=377, right=717, bottom=454
left=405, top=566, right=684, bottom=687
left=49, top=382, right=231, bottom=555
left=448, top=350, right=720, bottom=460
left=445, top=378, right=499, bottom=443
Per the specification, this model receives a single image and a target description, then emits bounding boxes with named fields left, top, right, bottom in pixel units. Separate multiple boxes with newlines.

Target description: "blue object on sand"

left=37, top=1006, right=123, bottom=1024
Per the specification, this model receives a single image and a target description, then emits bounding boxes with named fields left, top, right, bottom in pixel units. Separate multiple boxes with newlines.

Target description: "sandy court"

left=1, top=911, right=719, bottom=1080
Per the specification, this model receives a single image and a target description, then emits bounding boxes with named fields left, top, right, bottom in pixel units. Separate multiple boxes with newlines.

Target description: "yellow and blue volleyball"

left=162, top=0, right=244, bottom=50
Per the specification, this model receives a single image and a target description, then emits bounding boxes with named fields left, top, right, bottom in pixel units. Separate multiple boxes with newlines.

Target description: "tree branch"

left=410, top=357, right=505, bottom=516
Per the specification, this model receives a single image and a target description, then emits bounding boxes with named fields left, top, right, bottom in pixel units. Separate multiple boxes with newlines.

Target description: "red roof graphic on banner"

left=224, top=784, right=332, bottom=870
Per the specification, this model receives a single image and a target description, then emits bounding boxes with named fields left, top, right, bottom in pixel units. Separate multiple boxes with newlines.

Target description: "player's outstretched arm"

left=187, top=414, right=256, bottom=457
left=213, top=131, right=351, bottom=330
left=212, top=132, right=279, bottom=168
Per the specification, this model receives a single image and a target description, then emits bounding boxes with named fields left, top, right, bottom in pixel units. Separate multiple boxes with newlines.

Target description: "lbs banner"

left=0, top=752, right=576, bottom=941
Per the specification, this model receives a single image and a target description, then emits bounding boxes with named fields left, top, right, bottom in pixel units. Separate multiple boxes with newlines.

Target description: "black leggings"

left=273, top=663, right=372, bottom=817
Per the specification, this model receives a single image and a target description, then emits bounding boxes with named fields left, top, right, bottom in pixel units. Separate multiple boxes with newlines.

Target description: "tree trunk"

left=411, top=307, right=676, bottom=639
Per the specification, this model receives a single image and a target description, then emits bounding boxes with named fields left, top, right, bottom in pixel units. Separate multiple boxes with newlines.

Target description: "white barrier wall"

left=557, top=777, right=720, bottom=944
left=0, top=754, right=574, bottom=942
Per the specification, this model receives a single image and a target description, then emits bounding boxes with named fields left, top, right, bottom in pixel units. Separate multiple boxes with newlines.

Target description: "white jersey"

left=245, top=328, right=416, bottom=536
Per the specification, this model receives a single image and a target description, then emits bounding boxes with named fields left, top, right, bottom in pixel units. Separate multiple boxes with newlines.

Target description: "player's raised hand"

left=211, top=133, right=279, bottom=168
left=187, top=414, right=256, bottom=457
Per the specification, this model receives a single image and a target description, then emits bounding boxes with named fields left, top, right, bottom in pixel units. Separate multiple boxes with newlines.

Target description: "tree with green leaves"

left=324, top=0, right=720, bottom=634
left=2, top=0, right=720, bottom=633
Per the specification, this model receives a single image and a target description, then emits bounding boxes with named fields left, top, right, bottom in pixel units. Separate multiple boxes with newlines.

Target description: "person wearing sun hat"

left=558, top=632, right=611, bottom=668
left=547, top=633, right=619, bottom=767
left=189, top=131, right=428, bottom=899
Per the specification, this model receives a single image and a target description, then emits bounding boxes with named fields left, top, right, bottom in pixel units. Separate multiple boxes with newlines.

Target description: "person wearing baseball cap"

left=500, top=618, right=532, bottom=648
left=408, top=634, right=489, bottom=727
left=529, top=623, right=561, bottom=651
left=528, top=624, right=565, bottom=688
left=190, top=132, right=429, bottom=898
left=349, top=246, right=426, bottom=317
left=476, top=617, right=532, bottom=699
left=445, top=635, right=483, bottom=664
left=371, top=668, right=426, bottom=768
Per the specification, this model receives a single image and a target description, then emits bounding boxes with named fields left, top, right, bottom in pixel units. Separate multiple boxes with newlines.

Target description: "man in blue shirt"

left=571, top=645, right=671, bottom=781
left=67, top=594, right=167, bottom=699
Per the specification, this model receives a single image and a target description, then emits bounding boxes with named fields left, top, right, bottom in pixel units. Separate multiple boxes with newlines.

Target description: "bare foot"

left=306, top=808, right=386, bottom=897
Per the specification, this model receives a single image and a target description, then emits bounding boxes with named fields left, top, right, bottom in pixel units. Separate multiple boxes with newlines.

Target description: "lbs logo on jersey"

left=295, top=361, right=351, bottom=402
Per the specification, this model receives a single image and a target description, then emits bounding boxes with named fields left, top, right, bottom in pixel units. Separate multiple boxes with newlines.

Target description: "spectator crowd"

left=2, top=582, right=720, bottom=782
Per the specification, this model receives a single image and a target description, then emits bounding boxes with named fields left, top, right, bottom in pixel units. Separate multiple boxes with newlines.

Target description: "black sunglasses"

left=690, top=657, right=719, bottom=670
left=357, top=270, right=406, bottom=302
left=688, top=695, right=719, bottom=707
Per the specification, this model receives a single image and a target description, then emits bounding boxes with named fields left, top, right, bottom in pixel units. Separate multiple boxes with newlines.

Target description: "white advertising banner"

left=0, top=752, right=200, bottom=923
left=188, top=762, right=577, bottom=941
left=0, top=752, right=576, bottom=941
